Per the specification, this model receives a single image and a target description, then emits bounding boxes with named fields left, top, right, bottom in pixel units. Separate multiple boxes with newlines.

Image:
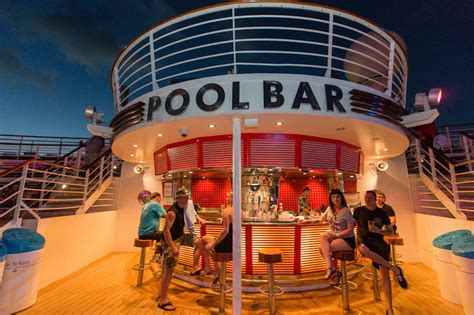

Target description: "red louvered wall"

left=279, top=178, right=329, bottom=214
left=154, top=134, right=361, bottom=175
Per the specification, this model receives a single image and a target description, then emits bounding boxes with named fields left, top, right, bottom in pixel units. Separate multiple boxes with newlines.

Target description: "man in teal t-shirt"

left=138, top=192, right=166, bottom=240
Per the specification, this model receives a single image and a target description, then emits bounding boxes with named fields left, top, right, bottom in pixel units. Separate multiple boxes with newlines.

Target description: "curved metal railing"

left=111, top=2, right=408, bottom=112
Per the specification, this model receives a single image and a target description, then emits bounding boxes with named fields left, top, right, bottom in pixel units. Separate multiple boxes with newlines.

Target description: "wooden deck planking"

left=20, top=252, right=464, bottom=315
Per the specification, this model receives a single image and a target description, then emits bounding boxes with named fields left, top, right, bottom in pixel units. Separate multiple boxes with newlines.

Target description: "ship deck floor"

left=20, top=252, right=464, bottom=315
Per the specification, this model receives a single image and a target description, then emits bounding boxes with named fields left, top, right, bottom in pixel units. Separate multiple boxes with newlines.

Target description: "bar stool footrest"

left=211, top=283, right=233, bottom=293
left=133, top=263, right=150, bottom=271
left=362, top=272, right=380, bottom=281
left=258, top=284, right=284, bottom=296
left=335, top=281, right=358, bottom=290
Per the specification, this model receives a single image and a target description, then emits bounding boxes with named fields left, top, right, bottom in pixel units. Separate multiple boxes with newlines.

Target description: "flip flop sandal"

left=158, top=301, right=176, bottom=311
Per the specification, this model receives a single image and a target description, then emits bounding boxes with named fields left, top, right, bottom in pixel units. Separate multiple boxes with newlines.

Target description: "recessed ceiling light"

left=130, top=154, right=134, bottom=157
left=133, top=144, right=138, bottom=148
left=208, top=124, right=216, bottom=128
left=189, top=171, right=193, bottom=174
left=383, top=148, right=389, bottom=151
left=157, top=133, right=163, bottom=137
left=275, top=121, right=283, bottom=126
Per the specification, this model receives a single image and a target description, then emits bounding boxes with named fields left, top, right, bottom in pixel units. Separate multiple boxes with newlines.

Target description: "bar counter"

left=177, top=220, right=359, bottom=276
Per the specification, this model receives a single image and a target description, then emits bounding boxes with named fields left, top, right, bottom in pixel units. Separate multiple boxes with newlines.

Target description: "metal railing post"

left=461, top=135, right=473, bottom=172
left=385, top=40, right=395, bottom=97
left=445, top=127, right=453, bottom=154
left=414, top=139, right=423, bottom=178
left=325, top=12, right=334, bottom=77
left=13, top=164, right=29, bottom=224
left=449, top=164, right=460, bottom=209
left=99, top=156, right=105, bottom=187
left=82, top=169, right=90, bottom=206
left=428, top=148, right=438, bottom=189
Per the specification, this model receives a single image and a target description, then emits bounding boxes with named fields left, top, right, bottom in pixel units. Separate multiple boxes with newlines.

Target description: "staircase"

left=407, top=125, right=474, bottom=220
left=0, top=135, right=121, bottom=228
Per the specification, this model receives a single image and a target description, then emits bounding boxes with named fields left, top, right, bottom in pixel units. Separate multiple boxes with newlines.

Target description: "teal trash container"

left=0, top=228, right=46, bottom=314
left=452, top=235, right=474, bottom=315
left=432, top=229, right=472, bottom=305
left=0, top=242, right=6, bottom=285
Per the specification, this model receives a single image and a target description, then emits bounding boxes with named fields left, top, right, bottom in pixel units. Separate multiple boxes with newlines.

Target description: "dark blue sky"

left=0, top=0, right=472, bottom=137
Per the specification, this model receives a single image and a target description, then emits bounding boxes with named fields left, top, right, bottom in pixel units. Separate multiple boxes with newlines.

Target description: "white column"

left=232, top=117, right=242, bottom=314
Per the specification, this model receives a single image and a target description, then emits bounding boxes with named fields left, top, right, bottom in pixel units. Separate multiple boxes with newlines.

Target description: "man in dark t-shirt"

left=158, top=187, right=195, bottom=312
left=376, top=190, right=397, bottom=233
left=353, top=191, right=407, bottom=315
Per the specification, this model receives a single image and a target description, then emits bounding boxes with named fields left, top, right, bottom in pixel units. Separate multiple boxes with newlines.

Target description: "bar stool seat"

left=331, top=250, right=356, bottom=312
left=258, top=248, right=284, bottom=315
left=384, top=235, right=404, bottom=265
left=212, top=252, right=232, bottom=315
left=133, top=238, right=154, bottom=287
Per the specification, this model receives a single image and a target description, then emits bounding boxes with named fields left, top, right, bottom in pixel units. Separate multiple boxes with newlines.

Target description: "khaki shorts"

left=161, top=233, right=197, bottom=269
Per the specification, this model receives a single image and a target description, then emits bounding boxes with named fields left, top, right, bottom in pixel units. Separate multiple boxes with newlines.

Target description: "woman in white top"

left=319, top=189, right=356, bottom=282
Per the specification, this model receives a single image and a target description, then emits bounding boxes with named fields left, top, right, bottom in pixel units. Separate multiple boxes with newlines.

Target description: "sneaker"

left=394, top=266, right=408, bottom=289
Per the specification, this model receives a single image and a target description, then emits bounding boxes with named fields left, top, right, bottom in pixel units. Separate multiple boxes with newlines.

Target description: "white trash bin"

left=0, top=242, right=6, bottom=285
left=0, top=228, right=46, bottom=314
left=452, top=235, right=474, bottom=315
left=432, top=229, right=472, bottom=305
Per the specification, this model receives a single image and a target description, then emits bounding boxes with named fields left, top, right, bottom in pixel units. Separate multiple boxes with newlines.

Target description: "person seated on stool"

left=184, top=196, right=210, bottom=276
left=137, top=191, right=166, bottom=261
left=354, top=191, right=408, bottom=315
left=375, top=190, right=397, bottom=233
left=202, top=192, right=234, bottom=285
left=319, top=189, right=355, bottom=284
left=137, top=191, right=166, bottom=241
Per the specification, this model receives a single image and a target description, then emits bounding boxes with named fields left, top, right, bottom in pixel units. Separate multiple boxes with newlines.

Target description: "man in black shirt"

left=158, top=187, right=195, bottom=311
left=376, top=190, right=397, bottom=233
left=354, top=191, right=407, bottom=315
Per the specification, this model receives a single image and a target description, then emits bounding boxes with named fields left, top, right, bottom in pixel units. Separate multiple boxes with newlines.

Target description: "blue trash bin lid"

left=432, top=229, right=472, bottom=250
left=452, top=235, right=474, bottom=259
left=2, top=228, right=45, bottom=254
left=0, top=242, right=7, bottom=262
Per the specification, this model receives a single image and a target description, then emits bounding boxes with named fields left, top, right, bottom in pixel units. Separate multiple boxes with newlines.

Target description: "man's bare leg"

left=380, top=267, right=394, bottom=315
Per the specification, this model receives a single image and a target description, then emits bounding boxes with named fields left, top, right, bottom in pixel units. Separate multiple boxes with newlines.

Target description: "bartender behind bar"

left=298, top=187, right=311, bottom=217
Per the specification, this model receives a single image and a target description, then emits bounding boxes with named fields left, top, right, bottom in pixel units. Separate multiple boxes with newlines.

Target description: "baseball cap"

left=175, top=187, right=190, bottom=198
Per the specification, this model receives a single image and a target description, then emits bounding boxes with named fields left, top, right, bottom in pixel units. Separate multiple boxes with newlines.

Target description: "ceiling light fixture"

left=208, top=124, right=216, bottom=128
left=276, top=121, right=283, bottom=126
left=157, top=133, right=163, bottom=137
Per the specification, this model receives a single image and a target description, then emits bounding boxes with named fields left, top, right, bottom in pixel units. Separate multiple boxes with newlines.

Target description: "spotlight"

left=133, top=164, right=149, bottom=175
left=414, top=88, right=443, bottom=111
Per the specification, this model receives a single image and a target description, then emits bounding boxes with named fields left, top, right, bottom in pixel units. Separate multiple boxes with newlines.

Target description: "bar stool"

left=133, top=238, right=154, bottom=287
left=212, top=252, right=233, bottom=315
left=258, top=248, right=284, bottom=315
left=384, top=235, right=404, bottom=265
left=331, top=250, right=356, bottom=312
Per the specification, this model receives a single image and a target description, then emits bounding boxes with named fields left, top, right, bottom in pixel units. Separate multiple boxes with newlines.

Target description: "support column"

left=232, top=117, right=242, bottom=314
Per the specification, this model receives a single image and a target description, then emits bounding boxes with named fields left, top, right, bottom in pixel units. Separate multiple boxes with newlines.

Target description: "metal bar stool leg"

left=219, top=261, right=226, bottom=315
left=137, top=247, right=147, bottom=287
left=391, top=245, right=398, bottom=265
left=341, top=260, right=351, bottom=311
left=268, top=262, right=276, bottom=315
left=372, top=265, right=381, bottom=301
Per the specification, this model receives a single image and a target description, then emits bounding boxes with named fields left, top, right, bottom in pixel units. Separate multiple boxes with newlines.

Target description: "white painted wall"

left=357, top=154, right=419, bottom=262
left=414, top=214, right=474, bottom=269
left=36, top=211, right=117, bottom=289
left=114, top=162, right=162, bottom=252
